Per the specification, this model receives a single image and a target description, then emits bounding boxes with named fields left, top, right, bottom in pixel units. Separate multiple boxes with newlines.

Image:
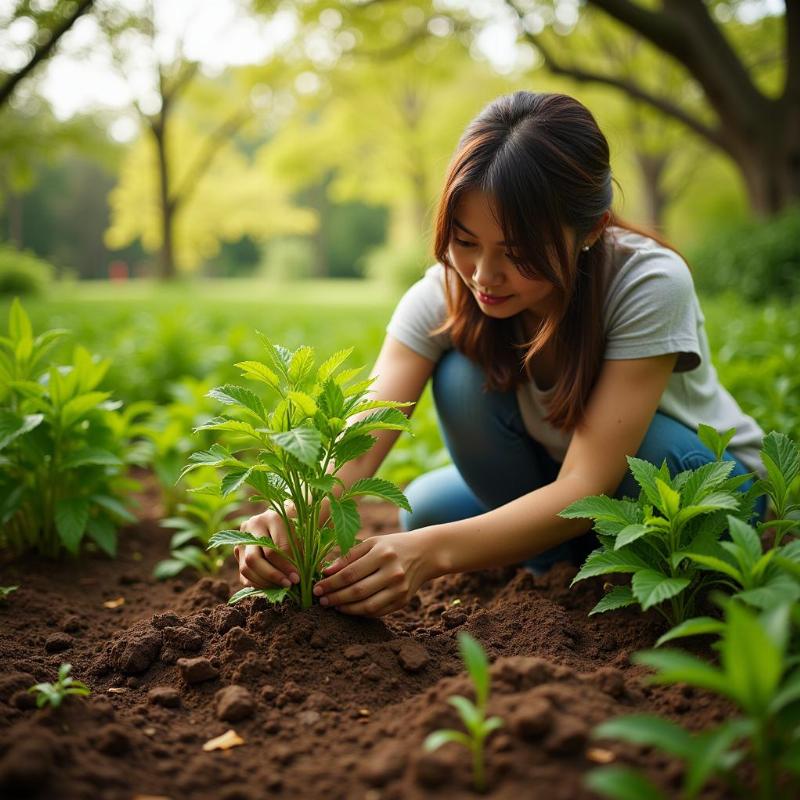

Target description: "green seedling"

left=193, top=337, right=412, bottom=608
left=755, top=431, right=800, bottom=547
left=154, top=470, right=243, bottom=579
left=28, top=663, right=91, bottom=709
left=559, top=428, right=798, bottom=627
left=0, top=585, right=18, bottom=600
left=587, top=601, right=800, bottom=800
left=0, top=299, right=139, bottom=558
left=424, top=632, right=503, bottom=793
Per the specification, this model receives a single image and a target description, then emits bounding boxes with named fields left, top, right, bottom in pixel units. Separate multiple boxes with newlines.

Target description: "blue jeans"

left=399, top=349, right=765, bottom=574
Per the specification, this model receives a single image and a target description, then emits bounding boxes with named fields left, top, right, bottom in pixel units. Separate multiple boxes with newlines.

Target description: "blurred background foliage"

left=0, top=0, right=797, bottom=495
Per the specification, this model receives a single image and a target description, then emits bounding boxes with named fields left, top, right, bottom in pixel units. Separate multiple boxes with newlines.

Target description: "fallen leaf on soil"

left=106, top=687, right=127, bottom=694
left=103, top=597, right=126, bottom=608
left=203, top=729, right=245, bottom=752
left=586, top=747, right=615, bottom=764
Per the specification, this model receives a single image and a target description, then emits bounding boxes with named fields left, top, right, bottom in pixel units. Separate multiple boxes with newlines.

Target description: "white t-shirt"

left=386, top=227, right=765, bottom=476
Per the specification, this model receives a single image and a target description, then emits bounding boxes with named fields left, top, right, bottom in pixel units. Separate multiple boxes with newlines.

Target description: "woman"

left=235, top=91, right=766, bottom=617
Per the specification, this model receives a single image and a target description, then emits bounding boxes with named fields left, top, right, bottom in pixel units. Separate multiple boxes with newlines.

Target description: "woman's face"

left=447, top=189, right=568, bottom=321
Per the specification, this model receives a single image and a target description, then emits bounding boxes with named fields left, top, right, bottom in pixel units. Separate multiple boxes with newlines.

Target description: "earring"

left=581, top=244, right=591, bottom=252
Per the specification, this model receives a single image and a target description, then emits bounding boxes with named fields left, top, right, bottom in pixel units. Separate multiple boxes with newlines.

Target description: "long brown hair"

left=432, top=91, right=666, bottom=432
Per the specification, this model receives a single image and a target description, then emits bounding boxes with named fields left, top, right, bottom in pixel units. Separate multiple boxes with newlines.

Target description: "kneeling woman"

left=236, top=91, right=765, bottom=616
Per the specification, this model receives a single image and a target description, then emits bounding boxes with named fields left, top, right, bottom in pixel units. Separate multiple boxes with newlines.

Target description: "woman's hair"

left=432, top=90, right=650, bottom=431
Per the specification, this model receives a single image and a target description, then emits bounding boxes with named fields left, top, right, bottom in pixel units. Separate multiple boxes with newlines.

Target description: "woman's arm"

left=314, top=352, right=678, bottom=615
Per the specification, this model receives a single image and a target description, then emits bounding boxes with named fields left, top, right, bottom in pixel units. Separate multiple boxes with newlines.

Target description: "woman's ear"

left=583, top=210, right=612, bottom=249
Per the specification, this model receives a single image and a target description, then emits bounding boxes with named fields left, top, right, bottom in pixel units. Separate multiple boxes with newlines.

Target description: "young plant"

left=424, top=632, right=503, bottom=793
left=0, top=299, right=139, bottom=558
left=0, top=585, right=18, bottom=601
left=756, top=431, right=800, bottom=547
left=586, top=601, right=800, bottom=800
left=28, top=663, right=91, bottom=709
left=560, top=450, right=754, bottom=626
left=193, top=337, right=412, bottom=608
left=154, top=470, right=242, bottom=580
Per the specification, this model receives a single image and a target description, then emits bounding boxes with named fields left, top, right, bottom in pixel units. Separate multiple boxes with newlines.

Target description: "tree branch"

left=0, top=0, right=95, bottom=108
left=784, top=0, right=800, bottom=102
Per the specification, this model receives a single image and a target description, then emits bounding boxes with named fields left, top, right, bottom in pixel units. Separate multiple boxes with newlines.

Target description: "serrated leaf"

left=345, top=477, right=411, bottom=512
left=329, top=497, right=360, bottom=554
left=55, top=497, right=90, bottom=554
left=571, top=547, right=649, bottom=584
left=680, top=460, right=736, bottom=505
left=697, top=424, right=736, bottom=460
left=589, top=585, right=635, bottom=615
left=235, top=360, right=280, bottom=389
left=333, top=433, right=375, bottom=465
left=270, top=426, right=322, bottom=466
left=318, top=378, right=345, bottom=418
left=288, top=346, right=315, bottom=385
left=614, top=524, right=650, bottom=550
left=287, top=390, right=317, bottom=418
left=726, top=516, right=762, bottom=568
left=673, top=492, right=740, bottom=528
left=656, top=479, right=681, bottom=519
left=207, top=384, right=267, bottom=421
left=207, top=529, right=283, bottom=551
left=762, top=431, right=800, bottom=487
left=683, top=552, right=742, bottom=582
left=317, top=347, right=353, bottom=382
left=228, top=586, right=289, bottom=605
left=308, top=475, right=336, bottom=493
left=345, top=407, right=409, bottom=436
left=559, top=495, right=637, bottom=525
left=221, top=467, right=252, bottom=496
left=0, top=411, right=43, bottom=451
left=626, top=456, right=664, bottom=508
left=631, top=570, right=690, bottom=610
left=255, top=332, right=291, bottom=379
left=193, top=417, right=265, bottom=442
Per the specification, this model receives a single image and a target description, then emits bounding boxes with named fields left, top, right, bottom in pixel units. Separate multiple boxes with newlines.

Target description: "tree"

left=505, top=0, right=794, bottom=216
left=0, top=0, right=95, bottom=109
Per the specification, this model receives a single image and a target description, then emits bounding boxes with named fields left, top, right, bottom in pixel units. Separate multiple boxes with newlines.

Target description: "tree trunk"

left=634, top=152, right=669, bottom=230
left=152, top=117, right=176, bottom=280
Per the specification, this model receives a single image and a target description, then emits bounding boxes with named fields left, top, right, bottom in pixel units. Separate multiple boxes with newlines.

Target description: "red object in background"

left=108, top=261, right=129, bottom=281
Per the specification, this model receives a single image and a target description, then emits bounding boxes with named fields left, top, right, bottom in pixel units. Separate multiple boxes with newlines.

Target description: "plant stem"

left=472, top=739, right=486, bottom=793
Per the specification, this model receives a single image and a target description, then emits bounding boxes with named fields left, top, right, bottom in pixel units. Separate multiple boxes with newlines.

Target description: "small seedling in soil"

left=191, top=338, right=412, bottom=608
left=0, top=585, right=18, bottom=600
left=28, top=663, right=91, bottom=709
left=424, top=632, right=503, bottom=793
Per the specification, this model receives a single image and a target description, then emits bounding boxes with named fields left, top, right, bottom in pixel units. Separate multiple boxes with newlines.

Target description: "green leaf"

left=329, top=497, right=360, bottom=554
left=255, top=333, right=291, bottom=379
left=344, top=477, right=411, bottom=512
left=631, top=570, right=690, bottom=610
left=220, top=467, right=252, bottom=497
left=656, top=478, right=681, bottom=519
left=633, top=649, right=730, bottom=697
left=726, top=516, right=763, bottom=567
left=655, top=617, right=725, bottom=647
left=55, top=497, right=90, bottom=554
left=91, top=494, right=136, bottom=524
left=207, top=530, right=284, bottom=551
left=235, top=360, right=280, bottom=389
left=344, top=407, right=409, bottom=436
left=685, top=721, right=749, bottom=796
left=626, top=456, right=664, bottom=508
left=673, top=492, right=740, bottom=528
left=448, top=695, right=482, bottom=734
left=593, top=714, right=693, bottom=758
left=424, top=729, right=472, bottom=752
left=680, top=460, right=736, bottom=505
left=697, top=424, right=736, bottom=460
left=287, top=390, right=317, bottom=418
left=270, top=426, right=322, bottom=467
left=318, top=378, right=345, bottom=418
left=762, top=431, right=800, bottom=487
left=86, top=516, right=117, bottom=557
left=207, top=384, right=267, bottom=421
left=228, top=586, right=290, bottom=605
left=589, top=585, right=636, bottom=615
left=333, top=433, right=375, bottom=465
left=458, top=632, right=490, bottom=708
left=317, top=347, right=354, bottom=382
left=769, top=667, right=800, bottom=713
left=194, top=417, right=265, bottom=442
left=60, top=448, right=123, bottom=470
left=683, top=552, right=742, bottom=583
left=584, top=766, right=667, bottom=800
left=60, top=392, right=111, bottom=427
left=308, top=475, right=336, bottom=493
left=0, top=411, right=43, bottom=451
left=559, top=494, right=635, bottom=524
left=614, top=524, right=650, bottom=550
left=153, top=558, right=188, bottom=580
left=571, top=547, right=649, bottom=584
left=288, top=345, right=315, bottom=385
left=9, top=298, right=33, bottom=342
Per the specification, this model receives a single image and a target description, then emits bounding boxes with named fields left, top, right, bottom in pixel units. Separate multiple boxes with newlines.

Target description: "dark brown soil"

left=0, top=493, right=738, bottom=800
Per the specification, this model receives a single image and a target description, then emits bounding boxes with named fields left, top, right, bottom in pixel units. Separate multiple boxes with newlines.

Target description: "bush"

left=361, top=242, right=432, bottom=288
left=0, top=244, right=54, bottom=295
left=690, top=205, right=800, bottom=302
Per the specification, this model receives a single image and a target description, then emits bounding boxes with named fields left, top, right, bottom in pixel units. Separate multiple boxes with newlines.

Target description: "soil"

left=0, top=487, right=738, bottom=800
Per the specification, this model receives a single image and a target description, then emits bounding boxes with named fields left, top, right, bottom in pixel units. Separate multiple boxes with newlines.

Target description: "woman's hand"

left=312, top=532, right=434, bottom=617
left=235, top=506, right=300, bottom=591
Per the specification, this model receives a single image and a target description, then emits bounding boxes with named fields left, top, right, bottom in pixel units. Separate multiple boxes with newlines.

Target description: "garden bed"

left=0, top=498, right=734, bottom=800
